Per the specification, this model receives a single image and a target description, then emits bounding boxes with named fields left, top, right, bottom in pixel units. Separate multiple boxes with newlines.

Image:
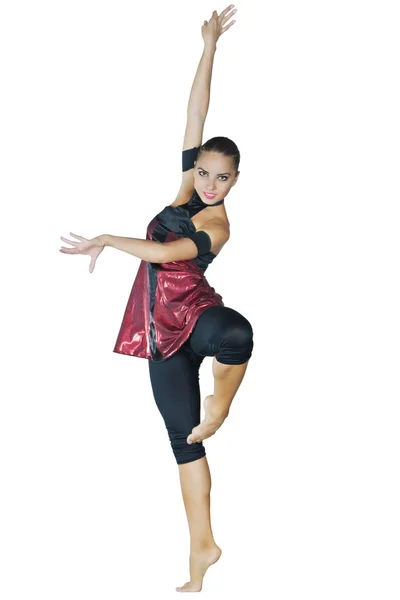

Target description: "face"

left=193, top=151, right=239, bottom=204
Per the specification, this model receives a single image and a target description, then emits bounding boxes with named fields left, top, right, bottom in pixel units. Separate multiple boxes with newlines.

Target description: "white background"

left=1, top=0, right=399, bottom=598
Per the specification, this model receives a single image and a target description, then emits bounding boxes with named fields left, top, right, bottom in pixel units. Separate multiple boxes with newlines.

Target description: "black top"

left=148, top=147, right=226, bottom=271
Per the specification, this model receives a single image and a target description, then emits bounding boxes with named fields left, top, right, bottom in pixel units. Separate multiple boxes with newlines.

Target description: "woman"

left=60, top=5, right=254, bottom=592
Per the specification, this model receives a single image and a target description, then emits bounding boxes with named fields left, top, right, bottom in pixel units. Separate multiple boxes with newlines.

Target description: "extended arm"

left=176, top=6, right=237, bottom=203
left=176, top=30, right=217, bottom=203
left=187, top=41, right=216, bottom=119
left=99, top=217, right=229, bottom=263
left=188, top=6, right=236, bottom=117
left=99, top=234, right=167, bottom=263
left=60, top=224, right=227, bottom=274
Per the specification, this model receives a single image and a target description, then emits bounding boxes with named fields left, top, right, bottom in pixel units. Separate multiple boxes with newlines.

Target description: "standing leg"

left=177, top=457, right=222, bottom=592
left=186, top=306, right=254, bottom=444
left=148, top=345, right=222, bottom=592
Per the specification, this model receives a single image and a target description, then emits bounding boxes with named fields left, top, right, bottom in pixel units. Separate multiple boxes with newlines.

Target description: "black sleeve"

left=184, top=230, right=212, bottom=255
left=182, top=147, right=200, bottom=172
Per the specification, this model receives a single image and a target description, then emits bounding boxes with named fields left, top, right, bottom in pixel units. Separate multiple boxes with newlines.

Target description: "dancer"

left=60, top=5, right=254, bottom=593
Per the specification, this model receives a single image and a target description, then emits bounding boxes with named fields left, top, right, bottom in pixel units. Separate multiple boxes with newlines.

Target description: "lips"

left=203, top=192, right=217, bottom=199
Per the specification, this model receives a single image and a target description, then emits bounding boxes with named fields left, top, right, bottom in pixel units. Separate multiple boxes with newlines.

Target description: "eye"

left=199, top=170, right=228, bottom=182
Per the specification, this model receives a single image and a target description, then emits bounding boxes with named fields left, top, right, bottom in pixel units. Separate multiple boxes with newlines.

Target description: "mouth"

left=203, top=192, right=217, bottom=199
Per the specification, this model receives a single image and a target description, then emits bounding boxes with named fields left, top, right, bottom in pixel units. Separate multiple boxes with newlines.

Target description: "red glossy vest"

left=113, top=189, right=225, bottom=362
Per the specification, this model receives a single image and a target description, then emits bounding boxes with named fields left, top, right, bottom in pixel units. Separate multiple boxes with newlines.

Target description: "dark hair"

left=199, top=136, right=240, bottom=174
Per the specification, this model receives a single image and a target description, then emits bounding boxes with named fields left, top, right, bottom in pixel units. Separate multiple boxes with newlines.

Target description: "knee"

left=190, top=306, right=254, bottom=363
left=216, top=315, right=254, bottom=365
left=227, top=318, right=253, bottom=347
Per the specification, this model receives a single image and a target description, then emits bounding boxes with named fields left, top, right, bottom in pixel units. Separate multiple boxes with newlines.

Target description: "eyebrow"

left=197, top=167, right=231, bottom=176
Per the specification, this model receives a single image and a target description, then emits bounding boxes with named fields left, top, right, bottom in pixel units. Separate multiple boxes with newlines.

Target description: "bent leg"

left=186, top=306, right=254, bottom=443
left=211, top=357, right=249, bottom=417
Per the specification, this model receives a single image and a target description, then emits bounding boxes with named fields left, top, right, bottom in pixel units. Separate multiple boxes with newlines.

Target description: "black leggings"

left=148, top=305, right=254, bottom=465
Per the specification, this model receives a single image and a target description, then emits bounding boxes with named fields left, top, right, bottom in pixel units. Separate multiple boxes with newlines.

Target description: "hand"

left=201, top=5, right=237, bottom=46
left=59, top=232, right=105, bottom=273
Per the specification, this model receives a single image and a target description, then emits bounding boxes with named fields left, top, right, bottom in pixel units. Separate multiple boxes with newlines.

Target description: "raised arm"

left=176, top=6, right=237, bottom=203
left=187, top=6, right=236, bottom=120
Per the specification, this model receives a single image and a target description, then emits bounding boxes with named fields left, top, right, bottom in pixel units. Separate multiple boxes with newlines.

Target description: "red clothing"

left=113, top=190, right=225, bottom=362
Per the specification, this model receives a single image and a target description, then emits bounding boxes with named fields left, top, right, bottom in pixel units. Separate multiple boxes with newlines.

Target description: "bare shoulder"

left=197, top=209, right=230, bottom=232
left=207, top=210, right=230, bottom=231
left=208, top=215, right=230, bottom=232
left=197, top=215, right=230, bottom=255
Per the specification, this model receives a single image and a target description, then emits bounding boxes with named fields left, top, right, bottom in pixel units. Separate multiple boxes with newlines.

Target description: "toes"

left=176, top=582, right=201, bottom=592
left=187, top=427, right=200, bottom=444
left=176, top=581, right=192, bottom=592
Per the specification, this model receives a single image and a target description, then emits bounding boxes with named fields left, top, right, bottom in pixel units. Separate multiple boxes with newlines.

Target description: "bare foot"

left=187, top=395, right=227, bottom=445
left=176, top=544, right=222, bottom=592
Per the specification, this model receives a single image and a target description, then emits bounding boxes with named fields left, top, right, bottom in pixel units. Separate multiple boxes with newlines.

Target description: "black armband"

left=182, top=147, right=200, bottom=172
left=184, top=231, right=212, bottom=255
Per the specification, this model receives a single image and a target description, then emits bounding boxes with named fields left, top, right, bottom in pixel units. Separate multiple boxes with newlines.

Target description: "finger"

left=218, top=4, right=235, bottom=19
left=59, top=247, right=79, bottom=254
left=89, top=256, right=95, bottom=273
left=221, top=20, right=235, bottom=34
left=60, top=236, right=78, bottom=246
left=221, top=7, right=236, bottom=26
left=70, top=232, right=88, bottom=241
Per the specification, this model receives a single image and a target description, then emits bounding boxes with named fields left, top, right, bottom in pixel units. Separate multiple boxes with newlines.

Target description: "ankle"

left=190, top=539, right=217, bottom=552
left=207, top=406, right=229, bottom=424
